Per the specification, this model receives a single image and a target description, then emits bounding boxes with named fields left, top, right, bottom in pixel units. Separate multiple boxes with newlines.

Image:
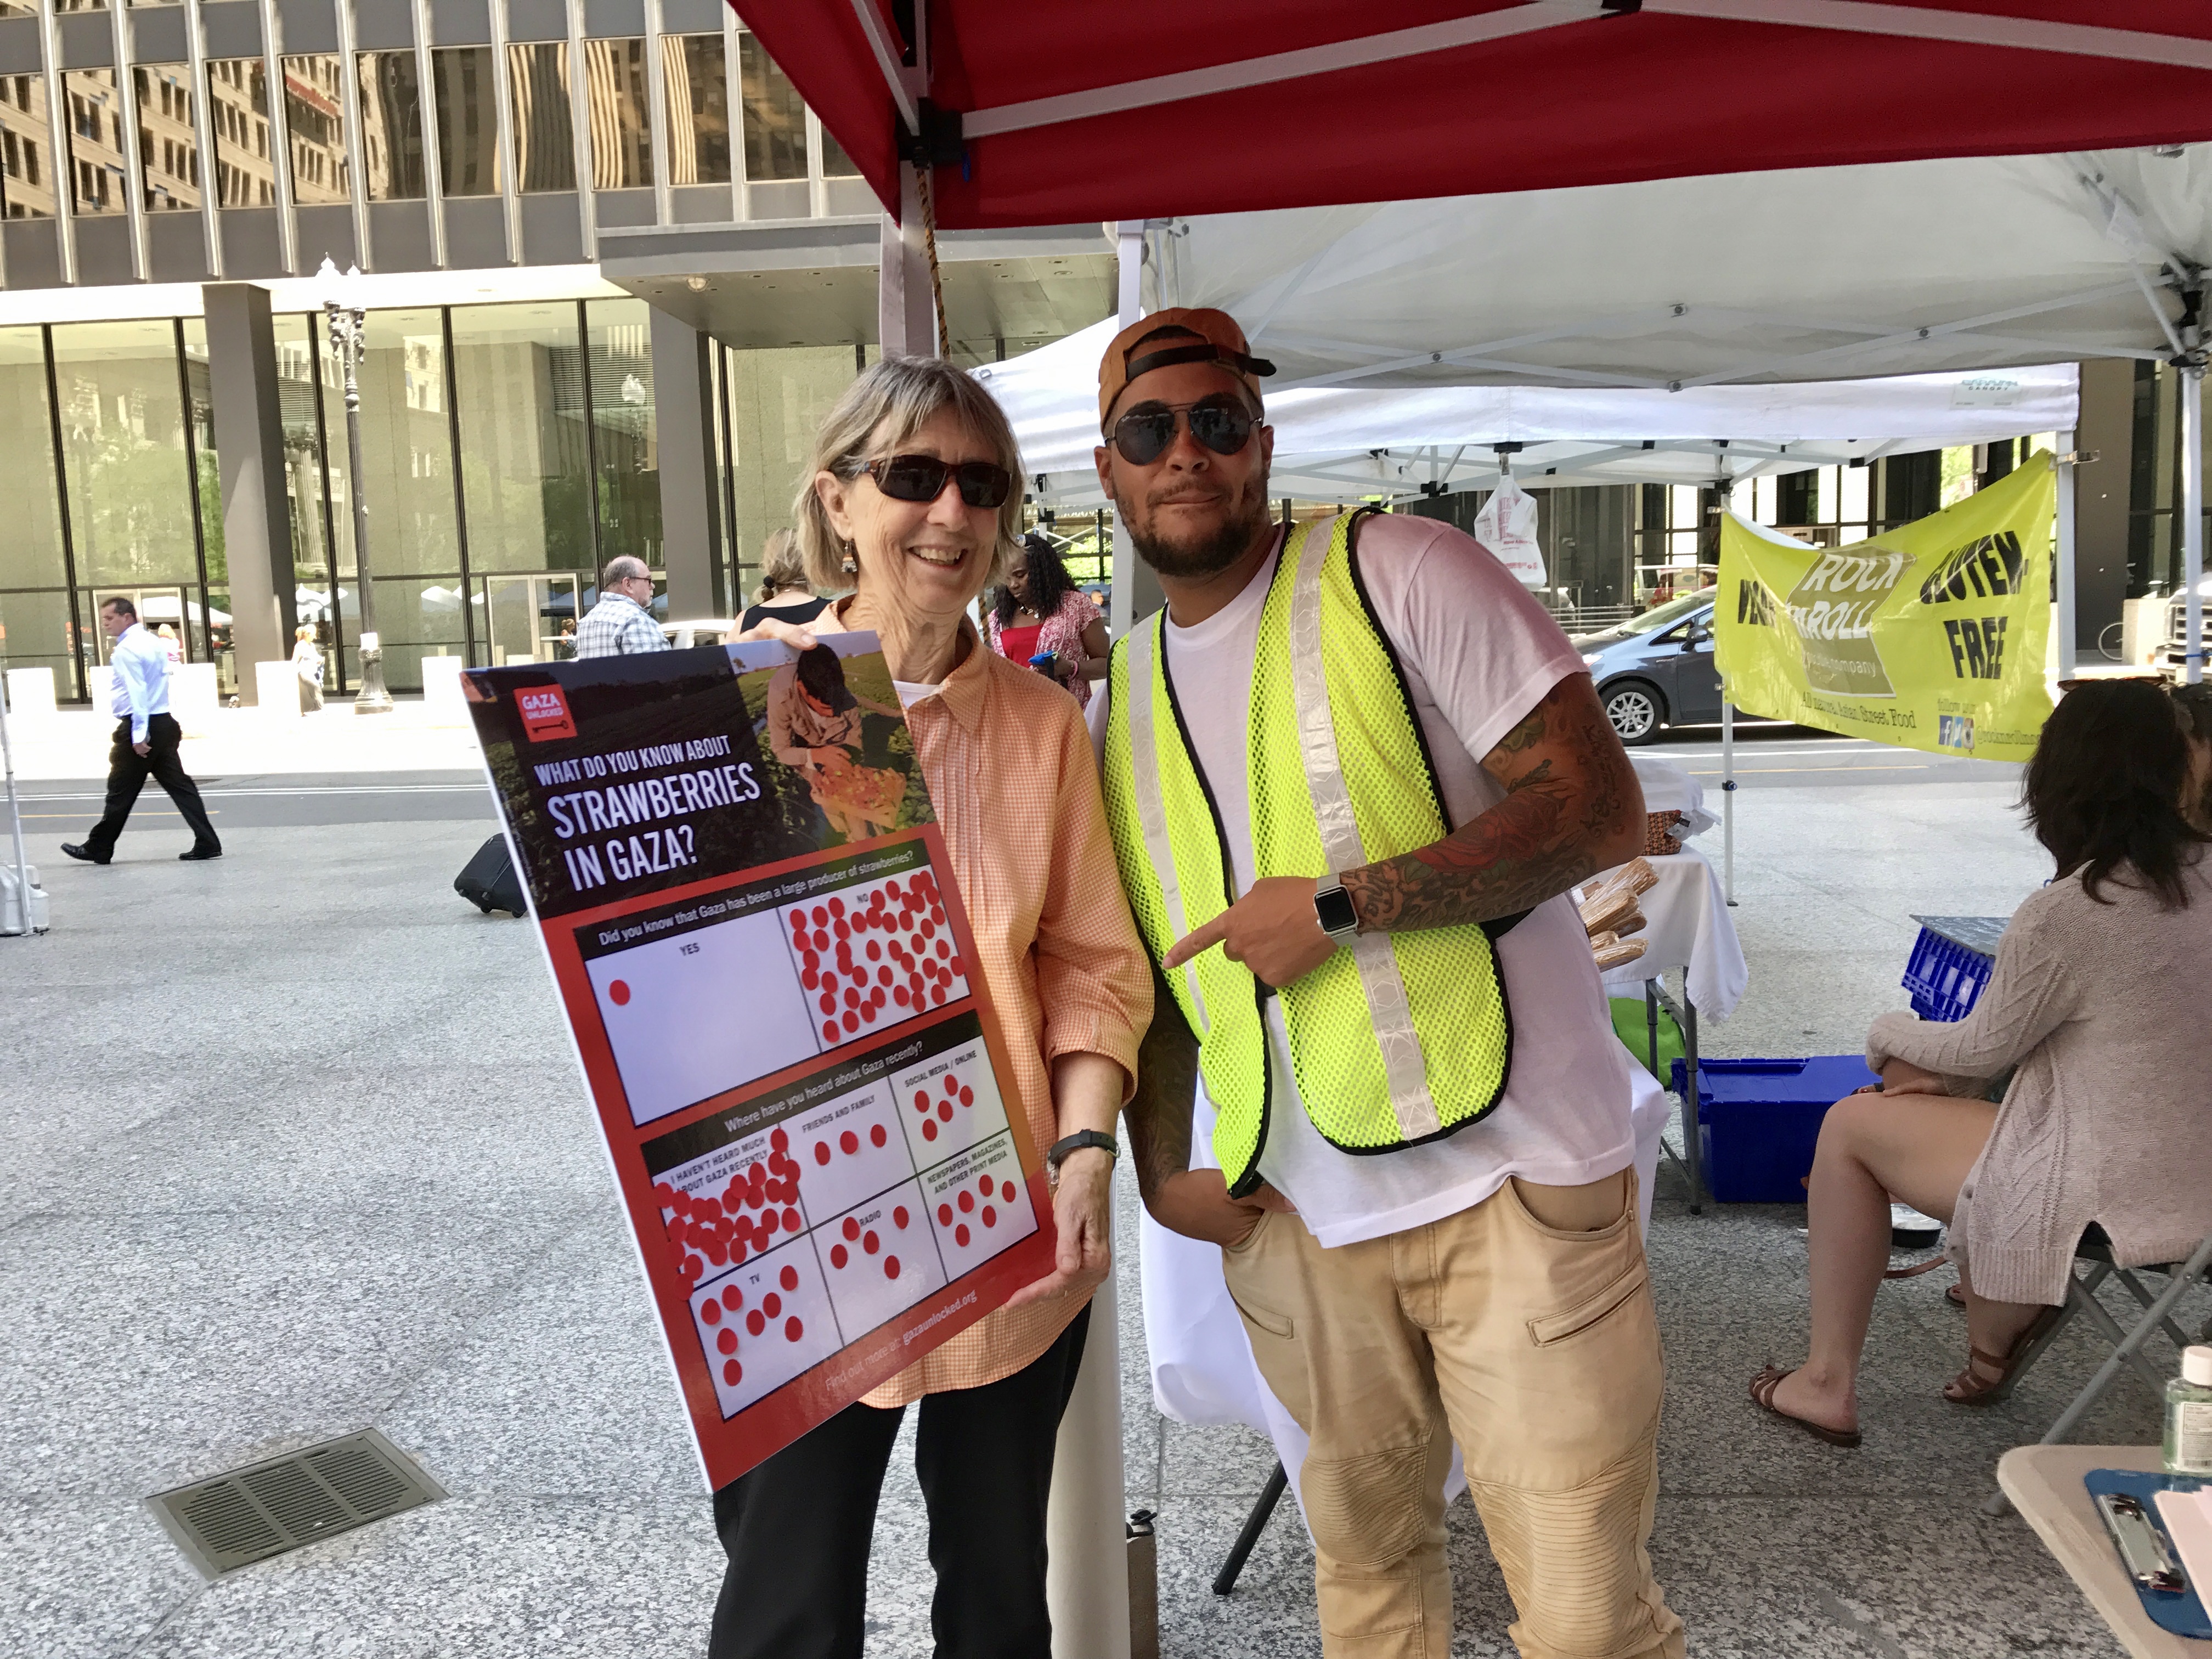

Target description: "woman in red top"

left=985, top=534, right=1109, bottom=707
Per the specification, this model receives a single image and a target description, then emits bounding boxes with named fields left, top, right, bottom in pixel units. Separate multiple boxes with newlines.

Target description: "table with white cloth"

left=1138, top=1065, right=1675, bottom=1589
left=1589, top=843, right=1747, bottom=1212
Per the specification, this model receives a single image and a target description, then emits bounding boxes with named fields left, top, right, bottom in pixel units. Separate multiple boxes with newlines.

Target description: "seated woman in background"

left=738, top=528, right=828, bottom=634
left=1752, top=680, right=2212, bottom=1447
left=985, top=533, right=1109, bottom=707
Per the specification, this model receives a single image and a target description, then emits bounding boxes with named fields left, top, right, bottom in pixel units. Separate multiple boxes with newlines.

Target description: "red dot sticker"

left=842, top=1216, right=860, bottom=1241
left=763, top=1292, right=782, bottom=1318
left=839, top=1130, right=858, bottom=1155
left=701, top=1300, right=722, bottom=1324
left=892, top=1205, right=909, bottom=1229
left=814, top=1142, right=831, bottom=1165
left=884, top=1256, right=901, bottom=1279
left=722, top=1285, right=743, bottom=1311
left=813, top=929, right=830, bottom=952
left=922, top=1120, right=938, bottom=1142
left=957, top=1189, right=974, bottom=1214
left=790, top=910, right=808, bottom=928
left=759, top=1209, right=780, bottom=1235
left=828, top=897, right=844, bottom=919
left=801, top=968, right=820, bottom=990
left=870, top=1124, right=887, bottom=1148
left=746, top=1310, right=766, bottom=1336
left=785, top=1317, right=803, bottom=1342
left=959, top=1086, right=973, bottom=1108
left=938, top=1203, right=953, bottom=1226
left=842, top=1012, right=859, bottom=1033
left=609, top=980, right=631, bottom=1006
left=819, top=994, right=836, bottom=1016
left=950, top=957, right=965, bottom=979
left=878, top=967, right=894, bottom=987
left=782, top=1206, right=800, bottom=1231
left=982, top=1205, right=997, bottom=1228
left=977, top=1176, right=994, bottom=1199
left=716, top=1327, right=737, bottom=1355
left=862, top=1230, right=879, bottom=1255
left=932, top=986, right=947, bottom=1006
left=894, top=986, right=911, bottom=1006
left=913, top=1091, right=930, bottom=1113
left=780, top=1265, right=799, bottom=1291
left=822, top=1020, right=838, bottom=1042
left=811, top=906, right=827, bottom=926
left=831, top=1244, right=849, bottom=1269
left=956, top=1223, right=971, bottom=1247
left=866, top=940, right=881, bottom=961
left=679, top=1257, right=701, bottom=1280
left=937, top=1102, right=953, bottom=1123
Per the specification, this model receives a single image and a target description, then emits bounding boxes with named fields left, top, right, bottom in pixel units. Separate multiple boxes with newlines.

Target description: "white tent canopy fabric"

left=978, top=318, right=2079, bottom=507
left=1147, top=146, right=2212, bottom=391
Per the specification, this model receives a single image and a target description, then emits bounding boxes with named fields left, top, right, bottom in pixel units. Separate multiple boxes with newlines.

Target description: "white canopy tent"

left=980, top=317, right=2079, bottom=505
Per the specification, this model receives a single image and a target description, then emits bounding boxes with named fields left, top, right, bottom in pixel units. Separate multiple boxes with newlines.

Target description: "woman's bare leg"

left=1949, top=1263, right=2050, bottom=1396
left=1769, top=1092, right=1995, bottom=1433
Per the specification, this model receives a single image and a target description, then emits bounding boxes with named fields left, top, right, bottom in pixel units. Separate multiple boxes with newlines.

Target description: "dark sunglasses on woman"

left=862, top=454, right=1012, bottom=509
left=1106, top=397, right=1260, bottom=466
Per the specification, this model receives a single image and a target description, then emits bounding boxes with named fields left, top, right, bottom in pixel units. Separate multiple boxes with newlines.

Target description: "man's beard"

left=1114, top=469, right=1273, bottom=580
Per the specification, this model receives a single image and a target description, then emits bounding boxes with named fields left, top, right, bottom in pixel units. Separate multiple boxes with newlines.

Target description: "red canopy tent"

left=733, top=1, right=2212, bottom=229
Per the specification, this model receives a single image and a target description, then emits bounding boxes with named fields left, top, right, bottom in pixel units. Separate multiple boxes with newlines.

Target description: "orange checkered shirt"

left=862, top=621, right=1153, bottom=1407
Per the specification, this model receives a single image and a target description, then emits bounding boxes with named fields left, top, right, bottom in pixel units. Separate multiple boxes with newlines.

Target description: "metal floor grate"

left=146, top=1430, right=445, bottom=1578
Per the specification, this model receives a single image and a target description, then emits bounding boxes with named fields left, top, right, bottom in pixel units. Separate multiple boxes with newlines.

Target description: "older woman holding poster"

left=718, top=357, right=1152, bottom=1659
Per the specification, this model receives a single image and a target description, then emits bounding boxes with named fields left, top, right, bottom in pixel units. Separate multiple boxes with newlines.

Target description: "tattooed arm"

left=1124, top=965, right=1296, bottom=1244
left=1339, top=672, right=1644, bottom=932
left=1161, top=672, right=1644, bottom=986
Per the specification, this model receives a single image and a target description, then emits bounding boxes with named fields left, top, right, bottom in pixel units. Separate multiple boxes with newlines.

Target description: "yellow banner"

left=1714, top=454, right=2055, bottom=761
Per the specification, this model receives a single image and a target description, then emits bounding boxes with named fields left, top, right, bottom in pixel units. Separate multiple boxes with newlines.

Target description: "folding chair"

left=1980, top=1228, right=2212, bottom=1516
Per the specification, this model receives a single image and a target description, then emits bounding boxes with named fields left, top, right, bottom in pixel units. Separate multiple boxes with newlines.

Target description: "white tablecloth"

left=1594, top=846, right=1748, bottom=1019
left=1138, top=1065, right=1673, bottom=1527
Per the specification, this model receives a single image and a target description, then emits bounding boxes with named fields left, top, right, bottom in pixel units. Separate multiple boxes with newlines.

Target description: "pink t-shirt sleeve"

left=1355, top=512, right=1588, bottom=764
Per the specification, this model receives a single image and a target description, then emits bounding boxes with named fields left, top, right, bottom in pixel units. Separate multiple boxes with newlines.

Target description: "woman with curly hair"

left=986, top=533, right=1109, bottom=707
left=1751, top=678, right=2212, bottom=1446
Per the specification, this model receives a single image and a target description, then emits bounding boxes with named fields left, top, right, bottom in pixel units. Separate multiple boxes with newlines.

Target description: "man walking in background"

left=63, top=596, right=221, bottom=865
left=574, top=556, right=669, bottom=659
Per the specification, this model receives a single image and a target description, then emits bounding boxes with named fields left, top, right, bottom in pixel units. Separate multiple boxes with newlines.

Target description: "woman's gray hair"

left=792, top=356, right=1024, bottom=591
left=757, top=528, right=809, bottom=603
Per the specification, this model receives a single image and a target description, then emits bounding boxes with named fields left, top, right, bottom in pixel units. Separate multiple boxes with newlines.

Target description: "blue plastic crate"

left=1670, top=1055, right=1881, bottom=1203
left=1900, top=914, right=2009, bottom=1023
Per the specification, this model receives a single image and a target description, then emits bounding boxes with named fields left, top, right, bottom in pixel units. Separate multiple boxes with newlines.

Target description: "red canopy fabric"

left=731, top=1, right=2212, bottom=229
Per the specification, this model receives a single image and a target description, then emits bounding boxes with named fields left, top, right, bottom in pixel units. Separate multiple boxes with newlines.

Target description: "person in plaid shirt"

left=573, top=556, right=669, bottom=658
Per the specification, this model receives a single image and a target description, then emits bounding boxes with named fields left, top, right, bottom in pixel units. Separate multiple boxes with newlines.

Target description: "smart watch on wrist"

left=1046, top=1129, right=1118, bottom=1189
left=1313, top=872, right=1361, bottom=947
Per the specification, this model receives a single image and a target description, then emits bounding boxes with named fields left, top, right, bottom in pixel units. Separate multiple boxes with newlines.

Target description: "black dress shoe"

left=179, top=845, right=223, bottom=861
left=61, top=843, right=110, bottom=865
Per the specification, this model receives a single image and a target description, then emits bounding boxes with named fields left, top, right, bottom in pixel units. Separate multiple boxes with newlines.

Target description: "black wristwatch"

left=1313, top=872, right=1361, bottom=947
left=1046, top=1129, right=1118, bottom=1188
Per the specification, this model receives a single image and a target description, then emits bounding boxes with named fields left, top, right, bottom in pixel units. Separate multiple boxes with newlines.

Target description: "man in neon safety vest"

left=1088, top=310, right=1684, bottom=1659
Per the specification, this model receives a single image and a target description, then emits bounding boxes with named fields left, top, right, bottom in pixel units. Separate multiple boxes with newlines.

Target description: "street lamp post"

left=318, top=256, right=393, bottom=714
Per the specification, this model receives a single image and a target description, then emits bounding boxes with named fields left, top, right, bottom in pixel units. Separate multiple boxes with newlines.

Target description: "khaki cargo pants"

left=1221, top=1170, right=1683, bottom=1659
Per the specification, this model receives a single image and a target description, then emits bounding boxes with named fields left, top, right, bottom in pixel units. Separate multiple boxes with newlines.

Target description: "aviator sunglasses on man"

left=860, top=454, right=1012, bottom=509
left=1105, top=397, right=1262, bottom=467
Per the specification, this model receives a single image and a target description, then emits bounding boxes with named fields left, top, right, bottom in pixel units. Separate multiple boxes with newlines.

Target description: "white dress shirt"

left=108, top=623, right=172, bottom=745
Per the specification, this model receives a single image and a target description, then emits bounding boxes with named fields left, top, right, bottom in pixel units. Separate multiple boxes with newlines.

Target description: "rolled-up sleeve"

left=1032, top=701, right=1153, bottom=1101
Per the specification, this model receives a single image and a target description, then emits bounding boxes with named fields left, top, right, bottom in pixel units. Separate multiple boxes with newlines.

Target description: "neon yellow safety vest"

left=1102, top=510, right=1513, bottom=1197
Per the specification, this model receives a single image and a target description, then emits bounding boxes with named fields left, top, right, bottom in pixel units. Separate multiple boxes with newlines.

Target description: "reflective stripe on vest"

left=1102, top=511, right=1511, bottom=1193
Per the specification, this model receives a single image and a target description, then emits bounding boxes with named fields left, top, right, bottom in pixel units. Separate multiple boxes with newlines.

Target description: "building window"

left=584, top=38, right=651, bottom=190
left=205, top=57, right=274, bottom=207
left=281, top=55, right=349, bottom=205
left=431, top=46, right=499, bottom=198
left=63, top=70, right=127, bottom=216
left=506, top=42, right=574, bottom=193
left=132, top=65, right=198, bottom=211
left=0, top=70, right=53, bottom=218
left=738, top=35, right=806, bottom=182
left=50, top=318, right=201, bottom=596
left=358, top=50, right=426, bottom=201
left=588, top=298, right=659, bottom=566
left=661, top=35, right=730, bottom=186
left=450, top=302, right=594, bottom=575
left=821, top=124, right=859, bottom=178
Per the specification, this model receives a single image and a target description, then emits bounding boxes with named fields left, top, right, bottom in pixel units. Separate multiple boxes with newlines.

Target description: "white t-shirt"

left=1087, top=513, right=1634, bottom=1248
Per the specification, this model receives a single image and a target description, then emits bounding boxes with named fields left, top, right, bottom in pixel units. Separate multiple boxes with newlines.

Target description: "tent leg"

left=877, top=162, right=935, bottom=359
left=2183, top=369, right=2204, bottom=686
left=2054, top=428, right=2078, bottom=682
left=1109, top=221, right=1150, bottom=640
left=1, top=679, right=31, bottom=937
left=1720, top=698, right=1736, bottom=906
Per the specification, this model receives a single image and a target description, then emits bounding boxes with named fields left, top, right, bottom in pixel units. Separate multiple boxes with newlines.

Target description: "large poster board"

left=464, top=636, right=1052, bottom=1488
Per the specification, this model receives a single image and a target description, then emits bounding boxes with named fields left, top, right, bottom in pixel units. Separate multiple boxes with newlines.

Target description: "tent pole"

left=0, top=678, right=30, bottom=935
left=1109, top=220, right=1146, bottom=639
left=2054, top=427, right=2078, bottom=681
left=1720, top=695, right=1736, bottom=907
left=2184, top=366, right=2205, bottom=686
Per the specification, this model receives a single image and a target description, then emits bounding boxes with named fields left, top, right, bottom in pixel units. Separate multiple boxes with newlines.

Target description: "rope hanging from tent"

left=914, top=166, right=951, bottom=359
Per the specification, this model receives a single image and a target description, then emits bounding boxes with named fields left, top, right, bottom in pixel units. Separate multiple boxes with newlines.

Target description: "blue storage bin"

left=1670, top=1055, right=1882, bottom=1203
left=1900, top=914, right=2009, bottom=1023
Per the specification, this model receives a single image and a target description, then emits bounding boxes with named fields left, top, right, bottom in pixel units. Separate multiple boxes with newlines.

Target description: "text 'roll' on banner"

left=1714, top=453, right=2057, bottom=762
left=462, top=636, right=1053, bottom=1489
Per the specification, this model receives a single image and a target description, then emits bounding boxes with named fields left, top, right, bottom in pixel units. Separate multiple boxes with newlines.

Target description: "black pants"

left=86, top=715, right=219, bottom=855
left=708, top=1303, right=1090, bottom=1659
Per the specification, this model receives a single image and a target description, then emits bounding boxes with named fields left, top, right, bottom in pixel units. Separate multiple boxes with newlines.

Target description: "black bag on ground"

left=455, top=834, right=528, bottom=917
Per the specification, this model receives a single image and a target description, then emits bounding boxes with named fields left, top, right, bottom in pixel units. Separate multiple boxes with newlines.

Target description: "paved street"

left=1, top=742, right=2191, bottom=1658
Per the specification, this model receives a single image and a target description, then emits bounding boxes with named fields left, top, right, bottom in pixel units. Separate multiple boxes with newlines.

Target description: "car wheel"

left=1602, top=682, right=1663, bottom=745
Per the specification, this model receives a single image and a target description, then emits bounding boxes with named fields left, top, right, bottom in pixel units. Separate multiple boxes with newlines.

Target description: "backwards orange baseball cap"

left=1098, top=307, right=1276, bottom=430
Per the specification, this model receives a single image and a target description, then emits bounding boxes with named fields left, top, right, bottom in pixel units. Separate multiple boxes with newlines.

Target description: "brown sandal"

left=1750, top=1364, right=1863, bottom=1447
left=1943, top=1304, right=2066, bottom=1405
